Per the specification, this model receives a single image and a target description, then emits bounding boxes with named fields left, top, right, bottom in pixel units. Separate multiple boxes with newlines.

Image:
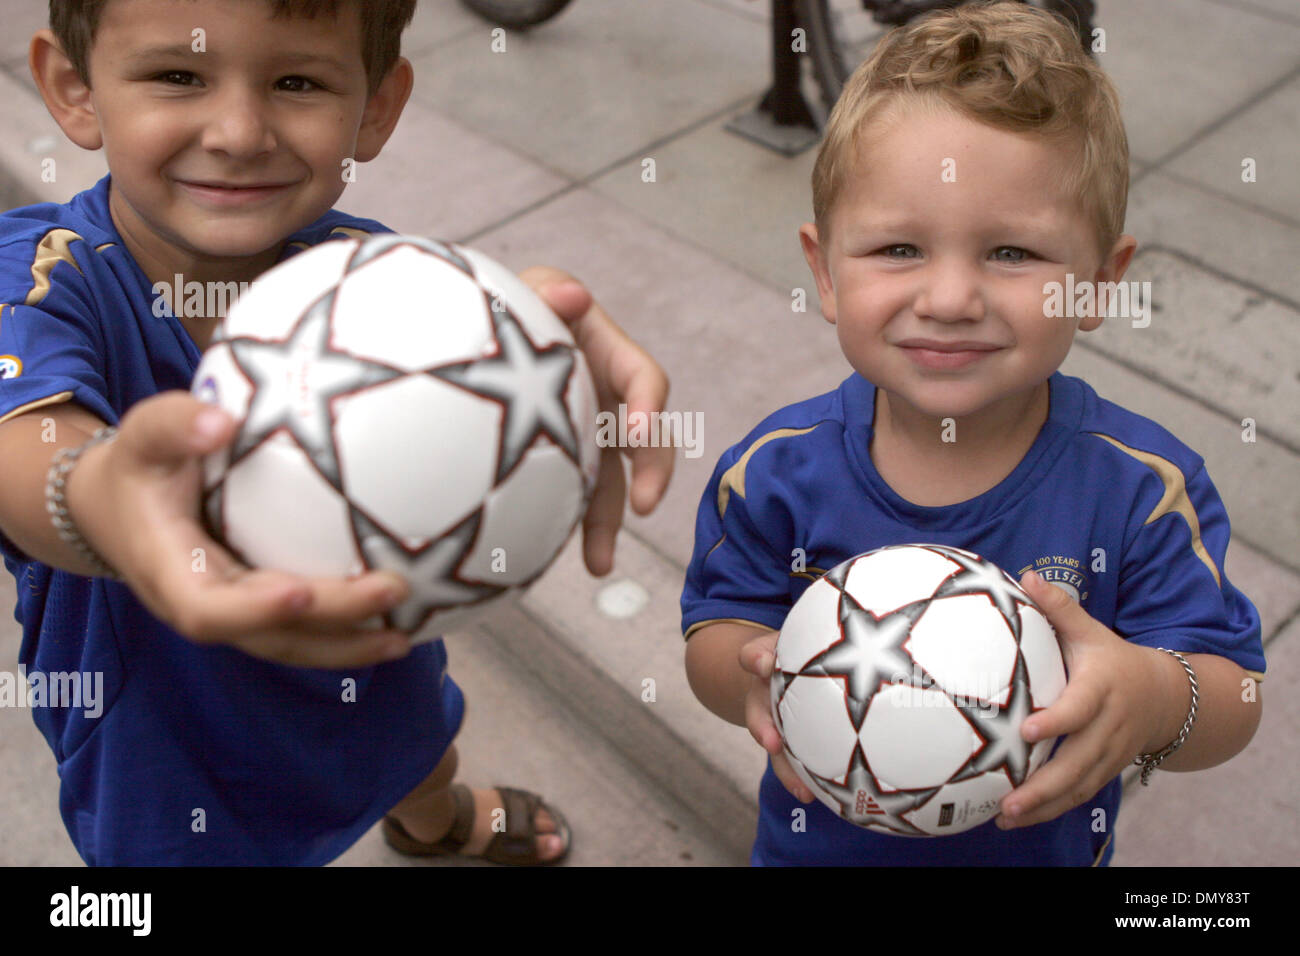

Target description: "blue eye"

left=993, top=247, right=1032, bottom=263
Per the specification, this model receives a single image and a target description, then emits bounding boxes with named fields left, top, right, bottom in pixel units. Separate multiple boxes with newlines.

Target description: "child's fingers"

left=117, top=390, right=234, bottom=468
left=581, top=447, right=626, bottom=577
left=269, top=570, right=409, bottom=630
left=159, top=569, right=412, bottom=669
left=744, top=679, right=781, bottom=755
left=226, top=627, right=412, bottom=671
left=527, top=269, right=672, bottom=518
left=997, top=728, right=1128, bottom=829
left=616, top=363, right=673, bottom=516
left=737, top=632, right=778, bottom=677
left=771, top=751, right=815, bottom=804
left=628, top=440, right=675, bottom=517
left=519, top=268, right=592, bottom=321
left=1020, top=569, right=1102, bottom=642
left=193, top=570, right=408, bottom=637
left=143, top=542, right=403, bottom=638
left=1020, top=673, right=1106, bottom=744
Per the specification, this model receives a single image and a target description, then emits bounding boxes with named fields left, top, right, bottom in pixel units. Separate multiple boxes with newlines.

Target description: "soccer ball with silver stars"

left=771, top=544, right=1067, bottom=836
left=192, top=235, right=600, bottom=643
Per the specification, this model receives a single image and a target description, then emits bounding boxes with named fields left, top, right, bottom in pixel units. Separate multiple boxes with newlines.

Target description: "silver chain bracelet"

left=45, top=426, right=123, bottom=581
left=1133, top=647, right=1199, bottom=786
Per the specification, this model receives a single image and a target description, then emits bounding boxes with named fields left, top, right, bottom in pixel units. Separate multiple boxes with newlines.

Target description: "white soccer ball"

left=770, top=544, right=1067, bottom=836
left=191, top=234, right=600, bottom=643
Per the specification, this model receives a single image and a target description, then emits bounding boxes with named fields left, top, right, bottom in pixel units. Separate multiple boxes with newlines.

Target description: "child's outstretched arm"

left=0, top=394, right=413, bottom=669
left=686, top=621, right=817, bottom=804
left=995, top=571, right=1263, bottom=830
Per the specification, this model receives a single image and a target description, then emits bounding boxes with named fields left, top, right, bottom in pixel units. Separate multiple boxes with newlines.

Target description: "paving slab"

left=1088, top=0, right=1300, bottom=165
left=1215, top=537, right=1300, bottom=645
left=1165, top=72, right=1300, bottom=226
left=1112, top=614, right=1300, bottom=867
left=399, top=0, right=488, bottom=59
left=334, top=607, right=745, bottom=866
left=0, top=68, right=107, bottom=211
left=1125, top=167, right=1300, bottom=327
left=701, top=0, right=770, bottom=22
left=405, top=0, right=769, bottom=180
left=0, top=579, right=84, bottom=866
left=1061, top=343, right=1299, bottom=574
left=334, top=95, right=569, bottom=240
left=520, top=521, right=767, bottom=842
left=1205, top=0, right=1300, bottom=26
left=590, top=116, right=820, bottom=298
left=0, top=2, right=49, bottom=66
left=1082, top=247, right=1300, bottom=452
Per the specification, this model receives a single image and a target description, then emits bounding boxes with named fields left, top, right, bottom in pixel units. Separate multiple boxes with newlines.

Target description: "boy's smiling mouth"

left=895, top=338, right=1004, bottom=371
left=175, top=179, right=298, bottom=208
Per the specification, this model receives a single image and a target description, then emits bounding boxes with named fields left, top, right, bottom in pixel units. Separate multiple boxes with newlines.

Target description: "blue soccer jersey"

left=682, top=371, right=1265, bottom=866
left=0, top=175, right=464, bottom=865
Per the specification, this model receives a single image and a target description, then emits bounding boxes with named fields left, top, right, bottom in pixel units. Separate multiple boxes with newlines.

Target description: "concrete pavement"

left=0, top=0, right=1296, bottom=867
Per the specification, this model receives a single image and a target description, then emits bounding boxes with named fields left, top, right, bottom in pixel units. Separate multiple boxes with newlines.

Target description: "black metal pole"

left=759, top=0, right=816, bottom=129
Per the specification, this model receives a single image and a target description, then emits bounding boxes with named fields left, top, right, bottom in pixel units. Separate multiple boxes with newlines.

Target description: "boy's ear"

left=353, top=57, right=414, bottom=163
left=1080, top=233, right=1138, bottom=332
left=799, top=223, right=837, bottom=326
left=29, top=29, right=102, bottom=151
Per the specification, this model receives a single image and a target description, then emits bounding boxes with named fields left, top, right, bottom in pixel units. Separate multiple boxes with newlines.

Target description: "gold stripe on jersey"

left=701, top=424, right=823, bottom=576
left=0, top=390, right=74, bottom=426
left=1089, top=433, right=1221, bottom=588
left=793, top=566, right=828, bottom=581
left=329, top=226, right=372, bottom=241
left=683, top=617, right=776, bottom=641
left=703, top=531, right=728, bottom=563
left=1091, top=832, right=1113, bottom=866
left=716, top=424, right=822, bottom=520
left=287, top=226, right=371, bottom=256
left=25, top=229, right=85, bottom=306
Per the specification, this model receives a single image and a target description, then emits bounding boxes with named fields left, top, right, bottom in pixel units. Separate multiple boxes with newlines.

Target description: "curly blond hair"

left=812, top=1, right=1127, bottom=258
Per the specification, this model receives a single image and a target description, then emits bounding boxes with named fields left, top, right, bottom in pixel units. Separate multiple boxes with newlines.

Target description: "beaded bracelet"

left=45, top=426, right=123, bottom=581
left=1133, top=647, right=1199, bottom=786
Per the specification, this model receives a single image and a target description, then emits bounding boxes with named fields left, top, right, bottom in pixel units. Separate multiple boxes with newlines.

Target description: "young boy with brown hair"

left=682, top=1, right=1264, bottom=865
left=0, top=0, right=670, bottom=865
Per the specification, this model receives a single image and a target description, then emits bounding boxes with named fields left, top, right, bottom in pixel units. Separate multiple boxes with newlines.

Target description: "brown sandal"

left=382, top=784, right=571, bottom=865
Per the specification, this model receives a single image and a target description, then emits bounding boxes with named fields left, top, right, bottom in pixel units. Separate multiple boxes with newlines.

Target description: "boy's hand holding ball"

left=996, top=570, right=1197, bottom=830
left=66, top=391, right=413, bottom=670
left=740, top=629, right=817, bottom=804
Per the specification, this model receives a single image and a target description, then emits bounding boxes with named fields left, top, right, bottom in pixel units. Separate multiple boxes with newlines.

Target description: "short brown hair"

left=812, top=1, right=1127, bottom=258
left=49, top=0, right=417, bottom=97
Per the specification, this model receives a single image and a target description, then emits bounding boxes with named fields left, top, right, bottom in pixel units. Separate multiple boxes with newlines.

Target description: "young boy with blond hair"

left=682, top=1, right=1264, bottom=865
left=0, top=0, right=670, bottom=865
